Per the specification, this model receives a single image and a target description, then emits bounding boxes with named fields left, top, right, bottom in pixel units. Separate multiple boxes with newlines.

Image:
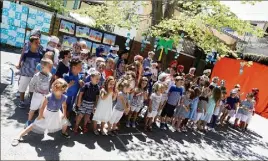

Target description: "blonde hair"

left=153, top=83, right=163, bottom=93
left=52, top=78, right=68, bottom=92
left=117, top=79, right=131, bottom=91
left=44, top=51, right=54, bottom=62
left=40, top=58, right=53, bottom=66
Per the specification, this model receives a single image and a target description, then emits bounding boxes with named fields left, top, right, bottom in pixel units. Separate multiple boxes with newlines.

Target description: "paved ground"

left=1, top=50, right=268, bottom=160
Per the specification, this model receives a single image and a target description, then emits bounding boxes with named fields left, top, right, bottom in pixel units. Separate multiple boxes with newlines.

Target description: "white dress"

left=93, top=93, right=113, bottom=122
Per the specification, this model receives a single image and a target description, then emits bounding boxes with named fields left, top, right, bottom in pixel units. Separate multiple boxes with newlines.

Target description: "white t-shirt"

left=150, top=93, right=162, bottom=111
left=53, top=48, right=60, bottom=66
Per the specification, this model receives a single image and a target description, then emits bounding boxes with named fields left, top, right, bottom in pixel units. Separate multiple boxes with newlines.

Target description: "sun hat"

left=110, top=45, right=119, bottom=51
left=49, top=36, right=59, bottom=44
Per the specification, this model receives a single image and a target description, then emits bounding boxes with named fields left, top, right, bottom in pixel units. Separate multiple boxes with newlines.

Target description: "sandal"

left=11, top=138, right=20, bottom=146
left=93, top=130, right=100, bottom=136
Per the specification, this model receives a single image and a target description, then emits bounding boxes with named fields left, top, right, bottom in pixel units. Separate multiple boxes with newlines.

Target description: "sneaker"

left=61, top=132, right=70, bottom=138
left=126, top=121, right=131, bottom=128
left=107, top=131, right=115, bottom=136
left=24, top=120, right=32, bottom=129
left=19, top=101, right=26, bottom=109
left=112, top=130, right=118, bottom=135
left=211, top=128, right=216, bottom=133
left=16, top=92, right=20, bottom=98
left=100, top=130, right=106, bottom=136
left=93, top=130, right=100, bottom=136
left=73, top=125, right=79, bottom=134
left=132, top=122, right=136, bottom=128
left=176, top=128, right=182, bottom=132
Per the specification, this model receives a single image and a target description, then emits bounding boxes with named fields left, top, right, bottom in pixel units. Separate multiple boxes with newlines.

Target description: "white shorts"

left=147, top=110, right=158, bottom=118
left=195, top=113, right=204, bottom=122
left=30, top=92, right=45, bottom=111
left=236, top=113, right=248, bottom=122
left=109, top=109, right=124, bottom=124
left=246, top=113, right=253, bottom=124
left=18, top=76, right=32, bottom=92
left=228, top=110, right=236, bottom=118
left=131, top=106, right=142, bottom=112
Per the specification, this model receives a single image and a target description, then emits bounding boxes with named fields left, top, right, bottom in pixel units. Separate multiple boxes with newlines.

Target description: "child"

left=25, top=58, right=53, bottom=127
left=104, top=58, right=115, bottom=79
left=173, top=89, right=194, bottom=132
left=63, top=59, right=83, bottom=125
left=92, top=76, right=117, bottom=136
left=86, top=62, right=106, bottom=87
left=127, top=77, right=148, bottom=128
left=72, top=42, right=82, bottom=59
left=36, top=51, right=57, bottom=75
left=74, top=71, right=101, bottom=134
left=80, top=49, right=89, bottom=79
left=143, top=51, right=155, bottom=69
left=12, top=79, right=70, bottom=146
left=109, top=79, right=131, bottom=135
left=234, top=93, right=254, bottom=130
left=55, top=49, right=71, bottom=79
left=151, top=62, right=158, bottom=83
left=87, top=54, right=97, bottom=69
left=199, top=87, right=222, bottom=132
left=208, top=90, right=227, bottom=132
left=18, top=36, right=43, bottom=108
left=160, top=76, right=184, bottom=130
left=153, top=82, right=168, bottom=126
left=145, top=83, right=163, bottom=131
left=219, top=89, right=240, bottom=125
left=187, top=87, right=201, bottom=127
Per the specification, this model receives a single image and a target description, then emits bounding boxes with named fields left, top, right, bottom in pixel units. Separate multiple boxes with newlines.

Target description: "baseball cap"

left=49, top=36, right=59, bottom=44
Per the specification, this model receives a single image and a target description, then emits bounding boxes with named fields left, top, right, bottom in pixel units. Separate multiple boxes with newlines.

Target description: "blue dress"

left=188, top=97, right=199, bottom=120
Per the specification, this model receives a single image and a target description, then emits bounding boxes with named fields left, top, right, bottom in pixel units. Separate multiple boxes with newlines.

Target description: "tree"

left=73, top=1, right=142, bottom=31
left=148, top=0, right=264, bottom=59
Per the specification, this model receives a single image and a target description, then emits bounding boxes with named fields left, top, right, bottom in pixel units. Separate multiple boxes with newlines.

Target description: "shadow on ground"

left=2, top=83, right=268, bottom=160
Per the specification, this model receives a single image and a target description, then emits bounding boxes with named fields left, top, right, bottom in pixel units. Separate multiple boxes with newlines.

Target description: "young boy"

left=160, top=76, right=184, bottom=130
left=143, top=51, right=155, bottom=69
left=234, top=93, right=254, bottom=130
left=75, top=71, right=101, bottom=133
left=63, top=59, right=83, bottom=126
left=25, top=58, right=53, bottom=127
left=18, top=36, right=43, bottom=108
left=219, top=89, right=239, bottom=125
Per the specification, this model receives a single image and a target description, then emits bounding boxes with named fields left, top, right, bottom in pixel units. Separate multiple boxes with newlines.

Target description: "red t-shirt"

left=104, top=69, right=114, bottom=79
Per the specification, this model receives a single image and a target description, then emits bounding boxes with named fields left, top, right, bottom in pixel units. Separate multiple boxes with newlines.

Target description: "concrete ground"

left=1, top=51, right=268, bottom=160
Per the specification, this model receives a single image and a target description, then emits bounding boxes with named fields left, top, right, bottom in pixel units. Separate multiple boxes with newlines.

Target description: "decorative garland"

left=125, top=32, right=131, bottom=50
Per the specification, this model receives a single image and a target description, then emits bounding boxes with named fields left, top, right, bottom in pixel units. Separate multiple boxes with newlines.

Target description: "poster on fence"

left=88, top=30, right=103, bottom=43
left=79, top=38, right=92, bottom=50
left=103, top=33, right=116, bottom=46
left=2, top=1, right=29, bottom=29
left=59, top=20, right=75, bottom=35
left=91, top=43, right=101, bottom=54
left=0, top=23, right=25, bottom=48
left=62, top=35, right=77, bottom=48
left=76, top=26, right=90, bottom=38
left=27, top=8, right=52, bottom=33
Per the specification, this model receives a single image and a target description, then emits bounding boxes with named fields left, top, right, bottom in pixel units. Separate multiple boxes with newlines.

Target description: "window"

left=251, top=23, right=257, bottom=27
left=73, top=0, right=80, bottom=9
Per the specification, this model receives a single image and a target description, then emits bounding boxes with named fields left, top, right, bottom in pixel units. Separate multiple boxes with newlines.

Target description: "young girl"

left=104, top=58, right=115, bottom=79
left=187, top=87, right=201, bottom=127
left=74, top=71, right=101, bottom=134
left=12, top=79, right=70, bottom=146
left=109, top=79, right=131, bottom=135
left=92, top=76, right=117, bottom=136
left=173, top=89, right=195, bottom=132
left=127, top=77, right=148, bottom=128
left=199, top=87, right=222, bottom=132
left=145, top=83, right=163, bottom=131
left=153, top=82, right=168, bottom=126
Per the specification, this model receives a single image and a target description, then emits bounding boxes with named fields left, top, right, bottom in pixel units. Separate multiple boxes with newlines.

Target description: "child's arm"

left=94, top=95, right=99, bottom=112
left=37, top=98, right=48, bottom=120
left=62, top=100, right=67, bottom=119
left=148, top=99, right=153, bottom=112
left=29, top=74, right=38, bottom=93
left=118, top=95, right=129, bottom=112
left=76, top=91, right=84, bottom=108
left=100, top=89, right=109, bottom=100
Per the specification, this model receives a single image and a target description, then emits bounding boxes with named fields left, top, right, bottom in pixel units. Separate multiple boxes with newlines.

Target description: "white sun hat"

left=49, top=36, right=59, bottom=44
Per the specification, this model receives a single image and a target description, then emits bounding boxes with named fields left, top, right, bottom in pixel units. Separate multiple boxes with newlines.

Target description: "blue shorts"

left=66, top=96, right=76, bottom=112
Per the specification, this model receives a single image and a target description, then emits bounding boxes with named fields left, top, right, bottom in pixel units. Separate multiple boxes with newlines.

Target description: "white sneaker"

left=211, top=128, right=216, bottom=133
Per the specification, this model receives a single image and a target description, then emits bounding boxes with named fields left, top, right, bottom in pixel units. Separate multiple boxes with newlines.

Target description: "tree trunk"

left=161, top=0, right=176, bottom=68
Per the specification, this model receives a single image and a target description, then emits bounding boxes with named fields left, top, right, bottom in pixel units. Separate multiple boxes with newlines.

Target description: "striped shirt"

left=20, top=50, right=43, bottom=77
left=29, top=72, right=52, bottom=94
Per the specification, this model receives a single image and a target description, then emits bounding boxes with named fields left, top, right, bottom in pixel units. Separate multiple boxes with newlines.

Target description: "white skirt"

left=109, top=109, right=124, bottom=124
left=32, top=108, right=70, bottom=134
left=93, top=94, right=113, bottom=123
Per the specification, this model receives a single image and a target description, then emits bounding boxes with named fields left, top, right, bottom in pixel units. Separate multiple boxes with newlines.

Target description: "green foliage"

left=73, top=1, right=141, bottom=30
left=42, top=0, right=66, bottom=14
left=148, top=0, right=265, bottom=56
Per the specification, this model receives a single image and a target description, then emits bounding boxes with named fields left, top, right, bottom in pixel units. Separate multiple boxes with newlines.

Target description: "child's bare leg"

left=234, top=118, right=239, bottom=126
left=172, top=117, right=177, bottom=127
left=17, top=124, right=34, bottom=139
left=100, top=122, right=105, bottom=132
left=75, top=114, right=83, bottom=127
left=127, top=111, right=133, bottom=122
left=93, top=121, right=98, bottom=131
left=148, top=118, right=153, bottom=127
left=62, top=125, right=68, bottom=134
left=226, top=116, right=231, bottom=123
left=83, top=114, right=90, bottom=126
left=20, top=92, right=25, bottom=101
left=144, top=117, right=149, bottom=129
left=28, top=110, right=35, bottom=121
left=176, top=117, right=183, bottom=129
left=133, top=112, right=138, bottom=122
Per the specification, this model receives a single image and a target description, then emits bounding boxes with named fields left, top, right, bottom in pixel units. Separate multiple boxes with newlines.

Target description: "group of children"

left=11, top=30, right=259, bottom=146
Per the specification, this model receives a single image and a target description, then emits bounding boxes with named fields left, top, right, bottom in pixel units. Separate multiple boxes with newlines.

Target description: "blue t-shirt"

left=226, top=96, right=240, bottom=110
left=143, top=57, right=152, bottom=69
left=63, top=72, right=83, bottom=97
left=238, top=100, right=253, bottom=115
left=36, top=63, right=56, bottom=75
left=167, top=85, right=183, bottom=106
